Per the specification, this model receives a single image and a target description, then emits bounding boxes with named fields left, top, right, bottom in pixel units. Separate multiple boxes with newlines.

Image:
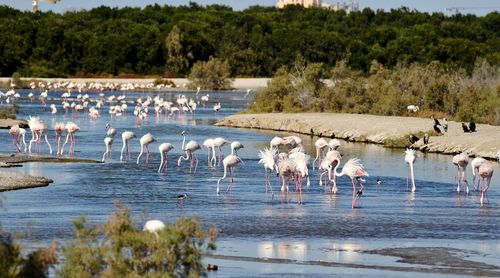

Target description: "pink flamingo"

left=61, top=122, right=79, bottom=155
left=258, top=147, right=277, bottom=196
left=8, top=125, right=22, bottom=152
left=120, top=131, right=136, bottom=161
left=404, top=148, right=416, bottom=192
left=289, top=151, right=310, bottom=204
left=177, top=131, right=201, bottom=173
left=216, top=153, right=243, bottom=195
left=277, top=152, right=296, bottom=193
left=270, top=136, right=284, bottom=152
left=478, top=162, right=494, bottom=206
left=102, top=137, right=114, bottom=162
left=470, top=157, right=487, bottom=191
left=136, top=133, right=155, bottom=164
left=319, top=150, right=342, bottom=193
left=313, top=138, right=328, bottom=170
left=328, top=138, right=341, bottom=151
left=452, top=152, right=469, bottom=193
left=54, top=122, right=65, bottom=156
left=332, top=157, right=369, bottom=208
left=202, top=138, right=217, bottom=168
left=158, top=143, right=174, bottom=173
left=27, top=116, right=52, bottom=154
left=213, top=137, right=229, bottom=167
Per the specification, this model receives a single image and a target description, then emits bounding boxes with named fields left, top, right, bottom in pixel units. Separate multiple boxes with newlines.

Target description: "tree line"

left=0, top=3, right=498, bottom=78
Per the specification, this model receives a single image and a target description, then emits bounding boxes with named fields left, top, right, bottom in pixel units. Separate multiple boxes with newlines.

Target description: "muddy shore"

left=216, top=113, right=500, bottom=160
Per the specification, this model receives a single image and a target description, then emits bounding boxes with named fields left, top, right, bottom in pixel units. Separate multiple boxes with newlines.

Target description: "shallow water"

left=1, top=90, right=499, bottom=276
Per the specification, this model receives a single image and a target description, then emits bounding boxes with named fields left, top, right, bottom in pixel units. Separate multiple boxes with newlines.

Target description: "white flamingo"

left=120, top=131, right=136, bottom=161
left=158, top=143, right=174, bottom=173
left=404, top=148, right=416, bottom=192
left=137, top=133, right=155, bottom=164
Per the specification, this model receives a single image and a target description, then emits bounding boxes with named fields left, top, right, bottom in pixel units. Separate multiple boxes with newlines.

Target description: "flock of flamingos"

left=1, top=82, right=497, bottom=219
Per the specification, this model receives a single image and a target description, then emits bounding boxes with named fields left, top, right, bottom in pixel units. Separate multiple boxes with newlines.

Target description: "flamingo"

left=313, top=138, right=328, bottom=170
left=120, top=131, right=136, bottom=161
left=213, top=137, right=229, bottom=166
left=319, top=150, right=342, bottom=193
left=289, top=151, right=310, bottom=204
left=54, top=122, right=65, bottom=155
left=230, top=141, right=244, bottom=156
left=478, top=162, right=494, bottom=206
left=202, top=138, right=217, bottom=168
left=332, top=157, right=369, bottom=208
left=27, top=116, right=52, bottom=154
left=404, top=148, right=416, bottom=192
left=137, top=133, right=155, bottom=164
left=452, top=152, right=469, bottom=193
left=61, top=122, right=79, bottom=155
left=216, top=153, right=243, bottom=195
left=177, top=131, right=201, bottom=173
left=50, top=104, right=57, bottom=115
left=102, top=137, right=113, bottom=162
left=328, top=138, right=341, bottom=151
left=277, top=153, right=296, bottom=193
left=270, top=136, right=284, bottom=152
left=258, top=147, right=277, bottom=196
left=18, top=127, right=27, bottom=153
left=158, top=143, right=174, bottom=173
left=470, top=157, right=487, bottom=191
left=8, top=125, right=22, bottom=152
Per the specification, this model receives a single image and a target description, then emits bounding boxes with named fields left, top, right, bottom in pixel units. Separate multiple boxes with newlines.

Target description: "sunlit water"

left=1, top=90, right=499, bottom=276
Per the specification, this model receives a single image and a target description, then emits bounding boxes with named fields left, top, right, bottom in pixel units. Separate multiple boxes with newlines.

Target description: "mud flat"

left=0, top=119, right=28, bottom=129
left=0, top=172, right=53, bottom=192
left=216, top=113, right=500, bottom=159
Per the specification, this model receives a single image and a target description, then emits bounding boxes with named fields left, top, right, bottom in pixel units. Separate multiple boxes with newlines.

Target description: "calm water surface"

left=1, top=90, right=499, bottom=276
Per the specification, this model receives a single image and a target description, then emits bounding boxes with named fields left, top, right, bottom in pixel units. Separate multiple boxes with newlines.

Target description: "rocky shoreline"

left=0, top=172, right=53, bottom=192
left=216, top=113, right=500, bottom=160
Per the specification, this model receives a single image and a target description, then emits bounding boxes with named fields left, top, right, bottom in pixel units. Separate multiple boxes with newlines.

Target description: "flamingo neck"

left=332, top=159, right=344, bottom=177
left=181, top=134, right=186, bottom=150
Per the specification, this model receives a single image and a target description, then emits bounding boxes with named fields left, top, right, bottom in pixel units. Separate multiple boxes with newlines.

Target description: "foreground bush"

left=59, top=204, right=217, bottom=277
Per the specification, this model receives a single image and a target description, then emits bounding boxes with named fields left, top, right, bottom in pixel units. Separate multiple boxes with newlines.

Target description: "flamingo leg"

left=351, top=178, right=357, bottom=209
left=145, top=145, right=150, bottom=165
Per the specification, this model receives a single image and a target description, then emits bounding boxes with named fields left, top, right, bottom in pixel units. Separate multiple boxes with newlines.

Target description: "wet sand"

left=0, top=153, right=101, bottom=191
left=0, top=119, right=28, bottom=129
left=216, top=113, right=500, bottom=160
left=0, top=172, right=53, bottom=192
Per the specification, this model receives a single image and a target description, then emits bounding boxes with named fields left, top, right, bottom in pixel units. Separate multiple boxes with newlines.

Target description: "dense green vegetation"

left=0, top=201, right=217, bottom=277
left=249, top=58, right=500, bottom=125
left=0, top=4, right=498, bottom=78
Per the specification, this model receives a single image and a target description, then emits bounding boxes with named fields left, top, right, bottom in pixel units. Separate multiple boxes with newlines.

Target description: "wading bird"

left=158, top=143, right=174, bottom=173
left=452, top=152, right=469, bottom=193
left=478, top=162, right=494, bottom=206
left=137, top=133, right=155, bottom=164
left=404, top=149, right=416, bottom=192
left=120, top=131, right=136, bottom=161
left=332, top=158, right=369, bottom=208
left=177, top=131, right=201, bottom=173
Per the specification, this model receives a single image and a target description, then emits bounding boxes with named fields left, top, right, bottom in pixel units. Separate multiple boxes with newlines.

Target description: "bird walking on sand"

left=120, top=131, right=136, bottom=161
left=61, top=122, right=79, bottom=155
left=405, top=149, right=416, bottom=192
left=332, top=157, right=369, bottom=209
left=137, top=133, right=155, bottom=164
left=216, top=153, right=243, bottom=195
left=470, top=157, right=487, bottom=191
left=177, top=131, right=201, bottom=173
left=452, top=152, right=469, bottom=193
left=158, top=143, right=174, bottom=173
left=102, top=137, right=114, bottom=162
left=478, top=162, right=494, bottom=206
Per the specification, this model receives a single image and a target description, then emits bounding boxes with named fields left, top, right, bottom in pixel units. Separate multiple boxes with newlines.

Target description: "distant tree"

left=188, top=57, right=232, bottom=90
left=165, top=25, right=192, bottom=75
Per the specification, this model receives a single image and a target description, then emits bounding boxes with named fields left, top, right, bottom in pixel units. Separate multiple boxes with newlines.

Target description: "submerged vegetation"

left=0, top=202, right=217, bottom=277
left=0, top=4, right=498, bottom=78
left=249, top=58, right=500, bottom=125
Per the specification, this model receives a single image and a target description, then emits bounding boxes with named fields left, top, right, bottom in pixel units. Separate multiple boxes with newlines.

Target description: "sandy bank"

left=0, top=172, right=53, bottom=192
left=0, top=153, right=102, bottom=165
left=215, top=113, right=500, bottom=159
left=0, top=119, right=28, bottom=129
left=0, top=77, right=271, bottom=90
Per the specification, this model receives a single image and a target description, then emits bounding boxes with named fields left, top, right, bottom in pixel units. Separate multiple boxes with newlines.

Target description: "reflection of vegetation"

left=0, top=4, right=498, bottom=77
left=0, top=202, right=217, bottom=277
left=250, top=58, right=500, bottom=125
left=59, top=203, right=217, bottom=277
